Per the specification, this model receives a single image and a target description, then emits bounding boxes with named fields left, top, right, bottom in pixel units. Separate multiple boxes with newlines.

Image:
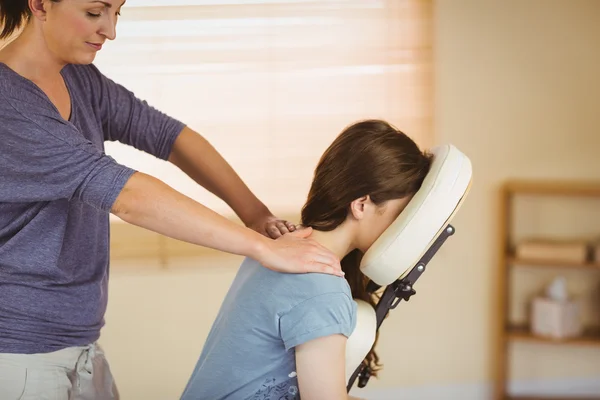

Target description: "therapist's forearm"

left=168, top=126, right=272, bottom=226
left=111, top=171, right=270, bottom=260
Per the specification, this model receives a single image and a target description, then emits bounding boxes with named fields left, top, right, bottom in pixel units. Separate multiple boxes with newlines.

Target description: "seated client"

left=180, top=119, right=432, bottom=400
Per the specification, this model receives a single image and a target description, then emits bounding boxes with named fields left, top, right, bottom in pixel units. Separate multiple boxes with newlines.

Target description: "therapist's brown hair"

left=0, top=0, right=61, bottom=39
left=300, top=119, right=432, bottom=377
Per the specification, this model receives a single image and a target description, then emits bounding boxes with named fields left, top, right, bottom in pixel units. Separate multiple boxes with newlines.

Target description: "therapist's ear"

left=349, top=195, right=371, bottom=221
left=30, top=0, right=48, bottom=20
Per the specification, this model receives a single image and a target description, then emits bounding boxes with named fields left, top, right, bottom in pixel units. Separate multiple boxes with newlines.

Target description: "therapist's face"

left=351, top=196, right=412, bottom=253
left=34, top=0, right=124, bottom=65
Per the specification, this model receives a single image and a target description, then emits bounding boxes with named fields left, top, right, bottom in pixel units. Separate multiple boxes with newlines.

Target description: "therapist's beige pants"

left=0, top=343, right=119, bottom=400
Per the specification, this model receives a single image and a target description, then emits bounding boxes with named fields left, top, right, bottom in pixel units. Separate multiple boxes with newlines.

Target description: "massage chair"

left=345, top=144, right=472, bottom=391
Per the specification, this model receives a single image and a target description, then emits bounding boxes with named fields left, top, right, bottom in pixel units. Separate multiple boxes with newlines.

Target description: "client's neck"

left=307, top=221, right=356, bottom=261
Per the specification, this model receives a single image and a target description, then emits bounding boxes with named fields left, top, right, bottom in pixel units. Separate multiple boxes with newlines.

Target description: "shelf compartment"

left=507, top=324, right=600, bottom=346
left=507, top=257, right=600, bottom=269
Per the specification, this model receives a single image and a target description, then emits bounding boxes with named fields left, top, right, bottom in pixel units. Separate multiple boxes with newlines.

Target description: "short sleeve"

left=78, top=64, right=186, bottom=160
left=279, top=292, right=357, bottom=351
left=0, top=101, right=136, bottom=211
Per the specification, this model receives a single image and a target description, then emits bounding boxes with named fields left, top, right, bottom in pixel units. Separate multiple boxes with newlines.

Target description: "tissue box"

left=531, top=297, right=582, bottom=339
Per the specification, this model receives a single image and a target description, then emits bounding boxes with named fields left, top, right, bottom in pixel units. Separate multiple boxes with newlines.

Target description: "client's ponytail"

left=0, top=0, right=31, bottom=40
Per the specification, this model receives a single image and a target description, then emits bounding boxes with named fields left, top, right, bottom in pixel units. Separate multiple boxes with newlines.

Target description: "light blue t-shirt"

left=180, top=257, right=358, bottom=400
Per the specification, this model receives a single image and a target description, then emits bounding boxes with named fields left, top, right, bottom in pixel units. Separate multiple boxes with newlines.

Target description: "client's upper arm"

left=295, top=333, right=348, bottom=400
left=278, top=289, right=357, bottom=400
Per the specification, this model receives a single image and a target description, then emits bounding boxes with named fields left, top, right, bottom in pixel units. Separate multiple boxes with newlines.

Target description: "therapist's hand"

left=248, top=213, right=297, bottom=239
left=256, top=227, right=344, bottom=277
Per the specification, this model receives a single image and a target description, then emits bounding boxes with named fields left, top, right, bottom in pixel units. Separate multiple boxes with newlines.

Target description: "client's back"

left=180, top=257, right=357, bottom=400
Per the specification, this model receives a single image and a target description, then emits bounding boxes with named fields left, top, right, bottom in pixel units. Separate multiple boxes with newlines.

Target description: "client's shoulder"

left=239, top=257, right=352, bottom=304
left=294, top=270, right=352, bottom=299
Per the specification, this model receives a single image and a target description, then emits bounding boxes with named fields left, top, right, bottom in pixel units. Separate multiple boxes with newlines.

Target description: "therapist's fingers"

left=286, top=225, right=311, bottom=237
left=264, top=218, right=295, bottom=239
left=285, top=221, right=296, bottom=232
left=283, top=228, right=343, bottom=274
left=266, top=224, right=283, bottom=239
left=299, top=237, right=343, bottom=276
left=275, top=221, right=290, bottom=235
left=305, top=258, right=345, bottom=277
left=261, top=230, right=343, bottom=276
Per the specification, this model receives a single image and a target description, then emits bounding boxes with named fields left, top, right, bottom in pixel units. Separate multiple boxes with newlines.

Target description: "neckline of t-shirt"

left=0, top=62, right=76, bottom=124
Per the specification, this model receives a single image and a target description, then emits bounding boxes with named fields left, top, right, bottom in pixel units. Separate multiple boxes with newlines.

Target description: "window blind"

left=95, top=0, right=433, bottom=217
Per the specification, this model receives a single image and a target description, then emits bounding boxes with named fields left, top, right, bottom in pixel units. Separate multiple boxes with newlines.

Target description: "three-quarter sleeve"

left=83, top=64, right=186, bottom=160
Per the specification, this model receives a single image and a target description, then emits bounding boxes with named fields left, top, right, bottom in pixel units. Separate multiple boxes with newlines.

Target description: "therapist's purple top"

left=0, top=62, right=185, bottom=353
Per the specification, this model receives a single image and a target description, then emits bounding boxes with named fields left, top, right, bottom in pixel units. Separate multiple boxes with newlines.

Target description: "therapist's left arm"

left=168, top=126, right=297, bottom=238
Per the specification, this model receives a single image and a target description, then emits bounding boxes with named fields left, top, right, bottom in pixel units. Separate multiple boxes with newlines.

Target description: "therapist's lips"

left=86, top=42, right=103, bottom=51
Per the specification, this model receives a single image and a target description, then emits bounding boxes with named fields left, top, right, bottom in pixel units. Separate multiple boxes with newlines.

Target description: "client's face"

left=354, top=196, right=412, bottom=253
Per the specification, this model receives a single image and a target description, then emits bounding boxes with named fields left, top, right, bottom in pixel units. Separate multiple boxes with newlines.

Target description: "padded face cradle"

left=360, top=144, right=472, bottom=286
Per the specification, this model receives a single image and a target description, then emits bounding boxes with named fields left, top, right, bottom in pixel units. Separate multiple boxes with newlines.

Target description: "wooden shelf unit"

left=494, top=179, right=600, bottom=400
